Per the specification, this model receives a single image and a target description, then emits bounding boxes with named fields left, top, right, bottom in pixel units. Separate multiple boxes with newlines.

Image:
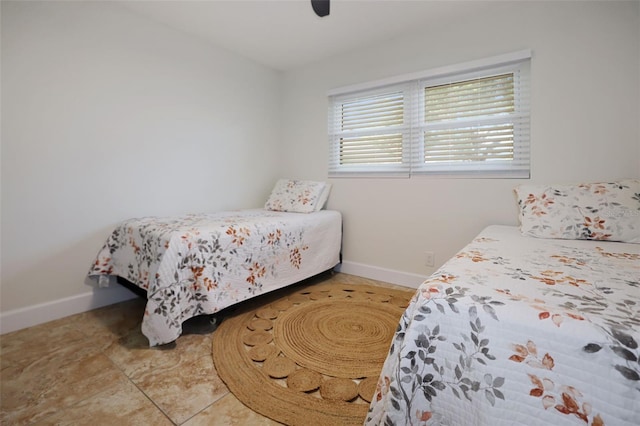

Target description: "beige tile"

left=105, top=328, right=214, bottom=380
left=71, top=298, right=146, bottom=349
left=133, top=354, right=228, bottom=425
left=1, top=343, right=127, bottom=425
left=0, top=321, right=89, bottom=368
left=0, top=353, right=17, bottom=371
left=183, top=393, right=282, bottom=426
left=33, top=378, right=173, bottom=426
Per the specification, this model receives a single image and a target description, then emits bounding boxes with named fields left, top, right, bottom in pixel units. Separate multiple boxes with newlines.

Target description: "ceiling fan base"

left=311, top=0, right=330, bottom=18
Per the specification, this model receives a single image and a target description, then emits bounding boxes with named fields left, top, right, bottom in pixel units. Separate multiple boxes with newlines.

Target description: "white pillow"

left=264, top=179, right=330, bottom=213
left=314, top=183, right=332, bottom=211
left=514, top=179, right=640, bottom=243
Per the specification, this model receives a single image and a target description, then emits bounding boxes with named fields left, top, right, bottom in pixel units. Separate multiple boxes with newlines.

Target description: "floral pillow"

left=514, top=179, right=640, bottom=243
left=264, top=179, right=331, bottom=213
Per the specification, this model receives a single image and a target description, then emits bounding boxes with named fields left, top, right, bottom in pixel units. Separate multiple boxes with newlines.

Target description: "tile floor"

left=0, top=273, right=410, bottom=425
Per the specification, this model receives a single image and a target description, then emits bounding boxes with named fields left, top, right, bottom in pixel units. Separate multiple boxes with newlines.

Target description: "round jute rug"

left=212, top=278, right=414, bottom=426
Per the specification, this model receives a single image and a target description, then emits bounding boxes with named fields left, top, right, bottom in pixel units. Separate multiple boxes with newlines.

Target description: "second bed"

left=87, top=208, right=342, bottom=346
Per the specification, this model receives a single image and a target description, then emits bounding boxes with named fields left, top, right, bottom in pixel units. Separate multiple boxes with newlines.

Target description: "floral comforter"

left=87, top=209, right=342, bottom=346
left=367, top=225, right=639, bottom=426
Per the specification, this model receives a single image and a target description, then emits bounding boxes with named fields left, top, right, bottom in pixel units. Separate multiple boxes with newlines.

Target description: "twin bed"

left=87, top=180, right=341, bottom=346
left=367, top=179, right=640, bottom=425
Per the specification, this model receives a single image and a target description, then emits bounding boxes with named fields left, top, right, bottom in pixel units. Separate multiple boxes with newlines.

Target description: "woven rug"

left=212, top=278, right=414, bottom=425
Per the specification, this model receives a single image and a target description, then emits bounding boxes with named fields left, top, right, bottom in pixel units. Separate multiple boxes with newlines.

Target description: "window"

left=328, top=51, right=531, bottom=178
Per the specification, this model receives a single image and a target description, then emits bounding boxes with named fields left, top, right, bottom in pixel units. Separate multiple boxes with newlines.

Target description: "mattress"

left=367, top=225, right=639, bottom=425
left=87, top=209, right=342, bottom=346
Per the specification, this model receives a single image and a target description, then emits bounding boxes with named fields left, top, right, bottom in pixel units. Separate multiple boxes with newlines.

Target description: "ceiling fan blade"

left=311, top=0, right=330, bottom=17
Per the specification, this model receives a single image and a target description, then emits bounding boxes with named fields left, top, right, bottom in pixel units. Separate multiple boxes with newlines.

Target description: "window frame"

left=327, top=50, right=531, bottom=179
left=328, top=83, right=414, bottom=178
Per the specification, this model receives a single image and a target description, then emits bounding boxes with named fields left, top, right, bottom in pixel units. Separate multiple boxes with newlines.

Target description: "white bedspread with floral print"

left=87, top=209, right=341, bottom=346
left=367, top=225, right=639, bottom=426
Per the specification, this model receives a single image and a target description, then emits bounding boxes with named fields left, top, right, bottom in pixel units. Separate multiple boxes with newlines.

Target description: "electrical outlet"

left=424, top=251, right=435, bottom=267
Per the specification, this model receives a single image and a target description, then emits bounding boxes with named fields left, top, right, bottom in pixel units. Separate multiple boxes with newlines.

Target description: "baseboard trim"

left=0, top=285, right=138, bottom=335
left=335, top=261, right=426, bottom=289
left=1, top=263, right=425, bottom=335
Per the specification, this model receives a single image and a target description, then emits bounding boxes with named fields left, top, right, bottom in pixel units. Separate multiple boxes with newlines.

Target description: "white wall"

left=280, top=1, right=640, bottom=281
left=1, top=1, right=282, bottom=315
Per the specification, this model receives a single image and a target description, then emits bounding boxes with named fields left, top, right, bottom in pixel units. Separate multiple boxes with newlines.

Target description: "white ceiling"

left=120, top=0, right=495, bottom=71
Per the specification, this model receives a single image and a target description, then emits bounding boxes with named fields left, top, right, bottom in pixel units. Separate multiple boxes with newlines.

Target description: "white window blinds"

left=328, top=85, right=413, bottom=177
left=328, top=51, right=531, bottom=178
